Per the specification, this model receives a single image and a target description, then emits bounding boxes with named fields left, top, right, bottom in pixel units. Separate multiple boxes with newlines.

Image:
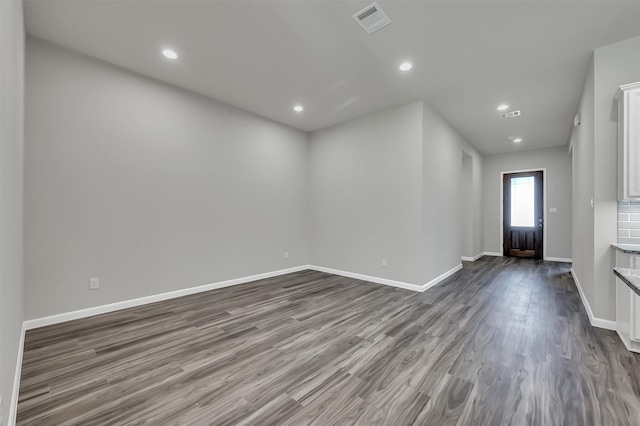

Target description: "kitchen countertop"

left=614, top=268, right=640, bottom=297
left=611, top=243, right=640, bottom=254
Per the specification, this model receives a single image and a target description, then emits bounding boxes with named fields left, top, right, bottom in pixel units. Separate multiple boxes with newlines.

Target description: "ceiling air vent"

left=353, top=3, right=391, bottom=34
left=500, top=110, right=522, bottom=118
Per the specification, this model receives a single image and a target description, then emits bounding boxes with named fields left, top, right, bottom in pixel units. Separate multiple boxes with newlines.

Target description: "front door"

left=503, top=171, right=543, bottom=259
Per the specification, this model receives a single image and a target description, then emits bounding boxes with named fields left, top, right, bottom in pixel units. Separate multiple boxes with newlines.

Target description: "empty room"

left=1, top=0, right=640, bottom=424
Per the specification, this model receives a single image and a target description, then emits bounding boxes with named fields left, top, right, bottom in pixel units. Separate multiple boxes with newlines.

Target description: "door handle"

left=538, top=217, right=543, bottom=228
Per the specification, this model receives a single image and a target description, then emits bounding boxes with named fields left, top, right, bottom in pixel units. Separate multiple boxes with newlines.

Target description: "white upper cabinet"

left=617, top=82, right=640, bottom=200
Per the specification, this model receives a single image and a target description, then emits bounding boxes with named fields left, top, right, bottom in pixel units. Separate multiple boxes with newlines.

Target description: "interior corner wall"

left=591, top=35, right=640, bottom=321
left=309, top=100, right=483, bottom=286
left=0, top=0, right=25, bottom=418
left=461, top=155, right=473, bottom=259
left=482, top=146, right=572, bottom=260
left=472, top=150, right=484, bottom=258
left=309, top=102, right=425, bottom=284
left=24, top=37, right=310, bottom=319
left=570, top=57, right=595, bottom=308
left=422, top=103, right=483, bottom=280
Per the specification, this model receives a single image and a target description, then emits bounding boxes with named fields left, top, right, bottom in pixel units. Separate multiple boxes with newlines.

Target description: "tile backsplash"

left=618, top=201, right=640, bottom=245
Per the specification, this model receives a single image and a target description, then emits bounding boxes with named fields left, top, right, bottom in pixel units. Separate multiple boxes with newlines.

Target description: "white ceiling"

left=24, top=0, right=640, bottom=155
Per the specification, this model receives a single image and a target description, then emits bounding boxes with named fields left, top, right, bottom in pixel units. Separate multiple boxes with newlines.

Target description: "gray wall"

left=309, top=102, right=425, bottom=284
left=570, top=35, right=640, bottom=322
left=25, top=38, right=310, bottom=319
left=592, top=35, right=640, bottom=320
left=483, top=147, right=572, bottom=260
left=310, top=101, right=483, bottom=286
left=0, top=0, right=25, bottom=419
left=461, top=155, right=473, bottom=258
left=570, top=59, right=595, bottom=308
left=422, top=104, right=484, bottom=276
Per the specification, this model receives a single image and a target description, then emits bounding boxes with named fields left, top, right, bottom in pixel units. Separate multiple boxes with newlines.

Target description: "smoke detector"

left=500, top=110, right=521, bottom=118
left=353, top=3, right=391, bottom=34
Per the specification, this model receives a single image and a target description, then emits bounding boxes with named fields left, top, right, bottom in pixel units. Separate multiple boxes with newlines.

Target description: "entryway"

left=502, top=170, right=544, bottom=259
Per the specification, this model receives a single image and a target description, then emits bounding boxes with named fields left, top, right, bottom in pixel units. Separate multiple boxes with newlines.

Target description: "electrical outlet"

left=284, top=251, right=289, bottom=259
left=89, top=277, right=99, bottom=290
left=381, top=258, right=387, bottom=267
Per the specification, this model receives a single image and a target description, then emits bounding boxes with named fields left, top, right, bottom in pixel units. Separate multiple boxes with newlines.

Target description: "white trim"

left=308, top=265, right=424, bottom=291
left=499, top=168, right=547, bottom=258
left=483, top=251, right=502, bottom=257
left=571, top=268, right=616, bottom=330
left=593, top=317, right=617, bottom=330
left=461, top=253, right=484, bottom=262
left=23, top=265, right=310, bottom=330
left=544, top=257, right=572, bottom=263
left=422, top=264, right=463, bottom=292
left=22, top=262, right=467, bottom=330
left=619, top=332, right=633, bottom=352
left=8, top=323, right=26, bottom=426
left=309, top=264, right=463, bottom=293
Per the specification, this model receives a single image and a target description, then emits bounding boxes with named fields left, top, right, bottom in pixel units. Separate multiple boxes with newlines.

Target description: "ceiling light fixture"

left=162, top=49, right=178, bottom=59
left=497, top=104, right=509, bottom=111
left=399, top=62, right=413, bottom=71
left=513, top=138, right=523, bottom=143
left=293, top=105, right=304, bottom=112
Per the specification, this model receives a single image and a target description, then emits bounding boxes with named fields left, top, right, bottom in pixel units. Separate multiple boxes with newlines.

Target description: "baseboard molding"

left=8, top=322, right=26, bottom=426
left=309, top=264, right=463, bottom=293
left=483, top=251, right=502, bottom=257
left=461, top=253, right=484, bottom=262
left=545, top=257, right=573, bottom=263
left=23, top=265, right=310, bottom=331
left=308, top=265, right=424, bottom=292
left=23, top=261, right=466, bottom=331
left=422, top=264, right=463, bottom=292
left=570, top=268, right=616, bottom=331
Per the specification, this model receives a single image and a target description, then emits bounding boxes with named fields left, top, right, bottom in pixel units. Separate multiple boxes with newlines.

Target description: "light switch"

left=549, top=207, right=557, bottom=213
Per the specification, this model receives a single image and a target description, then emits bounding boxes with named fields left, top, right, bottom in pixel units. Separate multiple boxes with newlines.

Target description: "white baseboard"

left=483, top=251, right=502, bottom=257
left=22, top=262, right=466, bottom=331
left=23, top=265, right=310, bottom=331
left=545, top=257, right=572, bottom=263
left=570, top=268, right=616, bottom=331
left=308, top=265, right=424, bottom=292
left=422, top=264, right=463, bottom=292
left=8, top=322, right=26, bottom=426
left=309, top=264, right=463, bottom=293
left=461, top=253, right=484, bottom=262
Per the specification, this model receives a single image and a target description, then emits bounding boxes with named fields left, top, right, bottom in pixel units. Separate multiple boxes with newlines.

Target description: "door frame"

left=499, top=168, right=547, bottom=259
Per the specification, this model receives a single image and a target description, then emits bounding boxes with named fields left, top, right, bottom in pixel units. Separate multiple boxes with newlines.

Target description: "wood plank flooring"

left=17, top=257, right=640, bottom=425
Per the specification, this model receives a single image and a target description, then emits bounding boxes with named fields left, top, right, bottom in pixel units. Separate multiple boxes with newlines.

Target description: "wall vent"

left=353, top=3, right=391, bottom=34
left=500, top=110, right=522, bottom=118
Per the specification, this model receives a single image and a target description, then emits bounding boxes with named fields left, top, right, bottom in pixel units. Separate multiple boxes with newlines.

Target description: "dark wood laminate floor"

left=17, top=257, right=640, bottom=425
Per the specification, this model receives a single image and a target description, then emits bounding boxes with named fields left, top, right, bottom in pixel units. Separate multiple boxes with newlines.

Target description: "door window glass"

left=510, top=176, right=535, bottom=227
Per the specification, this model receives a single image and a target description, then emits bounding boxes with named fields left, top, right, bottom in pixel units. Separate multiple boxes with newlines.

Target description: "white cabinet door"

left=618, top=277, right=631, bottom=342
left=628, top=90, right=640, bottom=198
left=633, top=292, right=640, bottom=342
left=617, top=82, right=640, bottom=200
left=633, top=256, right=640, bottom=342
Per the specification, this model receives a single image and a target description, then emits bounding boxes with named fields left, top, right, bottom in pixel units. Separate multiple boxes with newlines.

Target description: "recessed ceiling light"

left=293, top=105, right=304, bottom=112
left=497, top=104, right=509, bottom=111
left=513, top=138, right=523, bottom=143
left=162, top=49, right=178, bottom=59
left=399, top=62, right=413, bottom=71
